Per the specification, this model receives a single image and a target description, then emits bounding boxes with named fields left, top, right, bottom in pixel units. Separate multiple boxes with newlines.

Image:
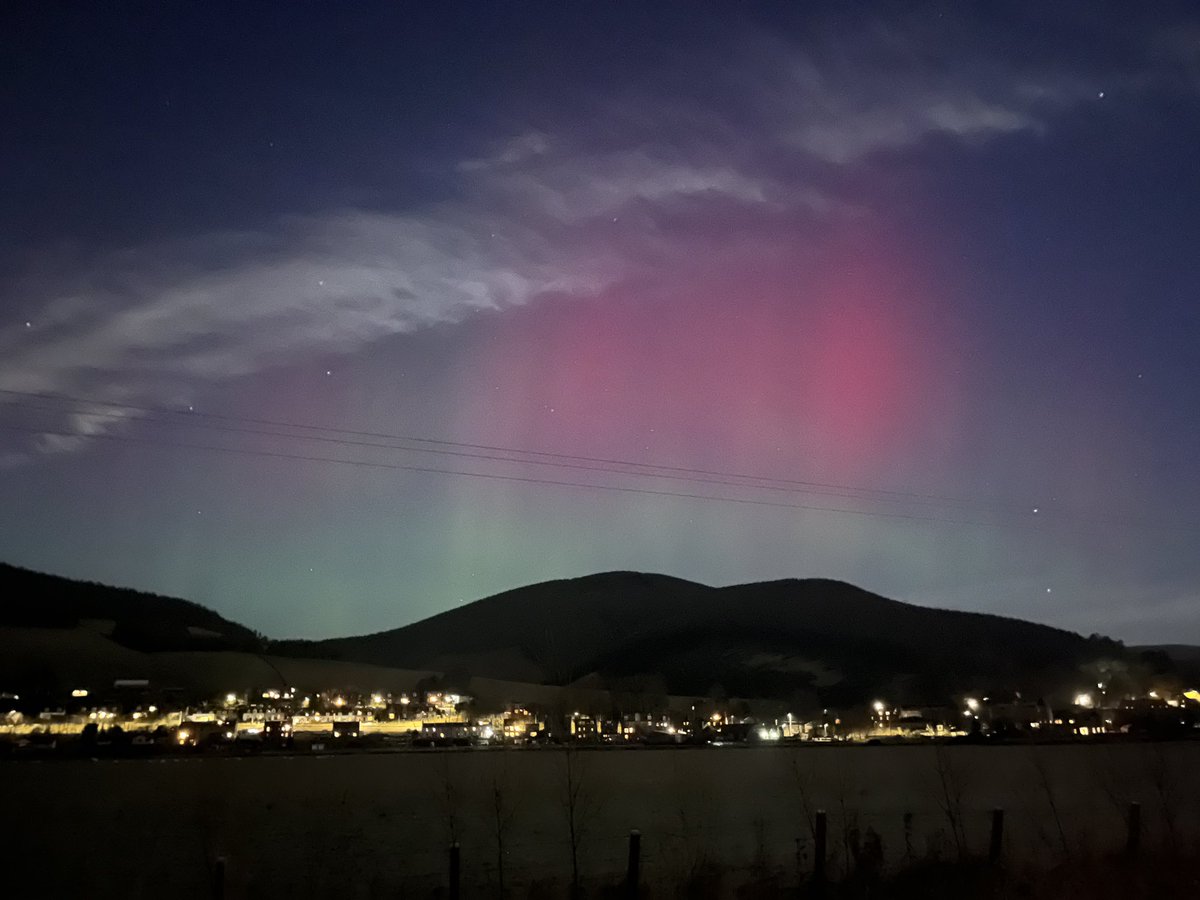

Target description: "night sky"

left=1, top=3, right=1198, bottom=643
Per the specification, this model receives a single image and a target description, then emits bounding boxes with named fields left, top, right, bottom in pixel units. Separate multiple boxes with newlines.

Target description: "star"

left=1032, top=507, right=1039, bottom=514
left=1046, top=588, right=1053, bottom=594
left=1098, top=91, right=1105, bottom=99
left=187, top=405, right=194, bottom=412
left=325, top=370, right=332, bottom=376
left=317, top=280, right=325, bottom=287
left=24, top=321, right=31, bottom=328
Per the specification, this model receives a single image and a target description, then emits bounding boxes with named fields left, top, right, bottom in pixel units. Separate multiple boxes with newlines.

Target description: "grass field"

left=5, top=742, right=1199, bottom=898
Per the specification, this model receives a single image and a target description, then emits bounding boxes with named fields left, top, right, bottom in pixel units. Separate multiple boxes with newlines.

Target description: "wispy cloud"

left=0, top=19, right=1107, bottom=460
left=740, top=24, right=1095, bottom=164
left=0, top=155, right=769, bottom=459
left=457, top=130, right=552, bottom=172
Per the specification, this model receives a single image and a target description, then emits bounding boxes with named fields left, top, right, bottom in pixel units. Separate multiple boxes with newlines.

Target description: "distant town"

left=5, top=678, right=1199, bottom=758
left=5, top=566, right=1200, bottom=759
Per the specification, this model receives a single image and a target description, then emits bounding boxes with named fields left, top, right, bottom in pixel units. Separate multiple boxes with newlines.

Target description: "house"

left=418, top=722, right=477, bottom=746
left=262, top=720, right=293, bottom=742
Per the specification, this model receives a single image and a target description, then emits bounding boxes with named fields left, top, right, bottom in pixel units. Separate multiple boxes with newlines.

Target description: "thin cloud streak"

left=1, top=26, right=1105, bottom=459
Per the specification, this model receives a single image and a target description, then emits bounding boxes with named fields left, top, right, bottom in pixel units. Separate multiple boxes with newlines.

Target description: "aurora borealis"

left=1, top=3, right=1198, bottom=642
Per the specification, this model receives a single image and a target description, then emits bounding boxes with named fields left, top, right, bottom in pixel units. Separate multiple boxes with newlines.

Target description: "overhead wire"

left=1, top=387, right=1187, bottom=533
left=0, top=420, right=1004, bottom=528
left=0, top=387, right=1031, bottom=512
left=0, top=397, right=1025, bottom=512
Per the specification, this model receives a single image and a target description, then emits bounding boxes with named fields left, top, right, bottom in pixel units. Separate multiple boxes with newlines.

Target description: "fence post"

left=795, top=836, right=804, bottom=887
left=989, top=808, right=1004, bottom=863
left=449, top=842, right=461, bottom=900
left=813, top=809, right=827, bottom=890
left=902, top=812, right=914, bottom=866
left=626, top=829, right=641, bottom=897
left=1126, top=802, right=1141, bottom=855
left=212, top=856, right=225, bottom=900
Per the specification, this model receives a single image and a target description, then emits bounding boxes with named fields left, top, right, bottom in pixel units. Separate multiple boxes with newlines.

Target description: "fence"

left=202, top=797, right=1179, bottom=897
left=6, top=742, right=1200, bottom=898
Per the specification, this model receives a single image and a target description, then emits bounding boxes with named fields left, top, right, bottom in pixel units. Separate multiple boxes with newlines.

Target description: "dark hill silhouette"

left=276, top=571, right=1124, bottom=707
left=1131, top=644, right=1200, bottom=685
left=1134, top=644, right=1200, bottom=664
left=0, top=563, right=262, bottom=652
left=1, top=563, right=1127, bottom=706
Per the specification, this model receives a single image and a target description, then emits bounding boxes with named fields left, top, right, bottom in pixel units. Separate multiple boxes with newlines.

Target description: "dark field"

left=5, top=742, right=1200, bottom=898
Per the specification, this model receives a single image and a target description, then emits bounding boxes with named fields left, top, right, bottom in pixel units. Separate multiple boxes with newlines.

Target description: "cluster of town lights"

left=11, top=679, right=1200, bottom=751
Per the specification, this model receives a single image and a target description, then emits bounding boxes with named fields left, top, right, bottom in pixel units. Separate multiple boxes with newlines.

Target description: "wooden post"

left=795, top=836, right=804, bottom=887
left=212, top=856, right=225, bottom=900
left=1126, top=802, right=1141, bottom=855
left=989, top=808, right=1004, bottom=863
left=449, top=842, right=461, bottom=900
left=903, top=812, right=914, bottom=866
left=626, top=829, right=641, bottom=897
left=813, top=809, right=827, bottom=890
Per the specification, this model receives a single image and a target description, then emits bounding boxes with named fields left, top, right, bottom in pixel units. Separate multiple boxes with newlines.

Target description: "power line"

left=4, top=388, right=1185, bottom=534
left=0, top=397, right=1025, bottom=513
left=0, top=421, right=1009, bottom=528
left=0, top=386, right=1032, bottom=513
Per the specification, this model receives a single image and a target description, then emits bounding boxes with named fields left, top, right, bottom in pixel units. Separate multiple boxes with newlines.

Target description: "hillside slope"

left=0, top=624, right=439, bottom=696
left=278, top=572, right=1121, bottom=707
left=0, top=563, right=262, bottom=652
left=2, top=564, right=1126, bottom=707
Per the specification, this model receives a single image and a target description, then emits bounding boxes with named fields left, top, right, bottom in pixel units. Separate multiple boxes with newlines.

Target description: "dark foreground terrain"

left=4, top=742, right=1199, bottom=898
